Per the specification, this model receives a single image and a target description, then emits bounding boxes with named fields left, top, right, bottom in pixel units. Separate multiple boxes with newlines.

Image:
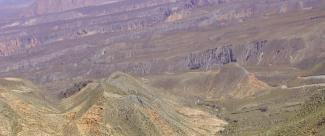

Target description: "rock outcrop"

left=0, top=37, right=39, bottom=56
left=186, top=46, right=236, bottom=70
left=239, top=39, right=306, bottom=66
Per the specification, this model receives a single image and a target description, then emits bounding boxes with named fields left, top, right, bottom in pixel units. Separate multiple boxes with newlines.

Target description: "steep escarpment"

left=186, top=46, right=236, bottom=70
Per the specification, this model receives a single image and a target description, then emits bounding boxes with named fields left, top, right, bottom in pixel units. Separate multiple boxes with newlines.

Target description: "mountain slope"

left=0, top=0, right=325, bottom=136
left=0, top=73, right=227, bottom=136
left=266, top=89, right=325, bottom=136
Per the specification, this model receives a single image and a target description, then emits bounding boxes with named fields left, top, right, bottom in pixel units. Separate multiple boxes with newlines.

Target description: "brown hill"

left=0, top=73, right=227, bottom=135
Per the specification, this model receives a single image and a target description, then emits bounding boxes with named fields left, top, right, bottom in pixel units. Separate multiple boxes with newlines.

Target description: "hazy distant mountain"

left=0, top=0, right=34, bottom=8
left=24, top=0, right=122, bottom=16
left=0, top=0, right=34, bottom=20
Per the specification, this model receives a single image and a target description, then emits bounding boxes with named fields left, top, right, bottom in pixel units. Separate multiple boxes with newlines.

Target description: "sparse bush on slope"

left=267, top=89, right=325, bottom=136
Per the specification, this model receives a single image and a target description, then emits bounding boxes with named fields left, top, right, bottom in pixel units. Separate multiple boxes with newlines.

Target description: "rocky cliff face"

left=186, top=46, right=236, bottom=70
left=0, top=37, right=39, bottom=56
left=237, top=39, right=306, bottom=66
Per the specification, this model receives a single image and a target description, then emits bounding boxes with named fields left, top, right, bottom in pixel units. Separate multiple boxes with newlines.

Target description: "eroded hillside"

left=0, top=73, right=227, bottom=135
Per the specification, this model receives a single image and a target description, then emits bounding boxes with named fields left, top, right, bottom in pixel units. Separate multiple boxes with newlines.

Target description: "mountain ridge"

left=0, top=72, right=227, bottom=135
